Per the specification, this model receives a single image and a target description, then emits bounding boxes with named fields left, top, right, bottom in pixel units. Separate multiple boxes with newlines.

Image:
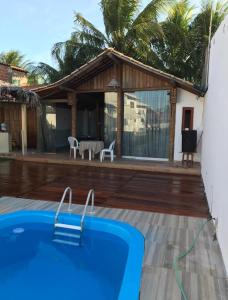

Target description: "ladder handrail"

left=80, top=189, right=95, bottom=230
left=54, top=187, right=72, bottom=224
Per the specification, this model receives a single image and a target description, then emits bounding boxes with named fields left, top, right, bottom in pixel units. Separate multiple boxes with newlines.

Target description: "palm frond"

left=51, top=41, right=67, bottom=59
left=74, top=13, right=107, bottom=47
left=100, top=0, right=139, bottom=37
left=133, top=0, right=171, bottom=25
left=167, top=0, right=195, bottom=27
left=31, top=63, right=60, bottom=84
left=125, top=0, right=170, bottom=49
left=0, top=50, right=31, bottom=69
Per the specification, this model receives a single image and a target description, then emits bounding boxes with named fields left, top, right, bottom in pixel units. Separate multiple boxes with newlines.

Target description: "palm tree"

left=0, top=50, right=31, bottom=68
left=32, top=38, right=102, bottom=83
left=36, top=0, right=170, bottom=83
left=71, top=0, right=170, bottom=63
left=35, top=0, right=227, bottom=85
left=152, top=0, right=195, bottom=80
left=189, top=0, right=228, bottom=85
left=152, top=0, right=227, bottom=85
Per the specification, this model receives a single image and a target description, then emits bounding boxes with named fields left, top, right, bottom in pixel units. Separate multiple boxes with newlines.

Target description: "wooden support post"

left=72, top=99, right=77, bottom=137
left=116, top=63, right=123, bottom=159
left=36, top=107, right=41, bottom=152
left=68, top=92, right=77, bottom=137
left=96, top=101, right=100, bottom=139
left=169, top=87, right=177, bottom=161
left=21, top=104, right=27, bottom=155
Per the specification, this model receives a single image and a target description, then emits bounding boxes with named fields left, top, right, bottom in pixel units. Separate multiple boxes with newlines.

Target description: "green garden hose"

left=173, top=218, right=212, bottom=300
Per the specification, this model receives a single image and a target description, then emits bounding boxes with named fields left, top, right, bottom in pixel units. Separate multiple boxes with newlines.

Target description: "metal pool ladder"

left=53, top=187, right=95, bottom=246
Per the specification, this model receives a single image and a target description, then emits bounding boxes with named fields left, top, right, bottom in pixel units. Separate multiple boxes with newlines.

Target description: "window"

left=130, top=101, right=134, bottom=109
left=123, top=90, right=170, bottom=158
left=104, top=92, right=117, bottom=147
left=182, top=107, right=194, bottom=130
left=12, top=79, right=20, bottom=86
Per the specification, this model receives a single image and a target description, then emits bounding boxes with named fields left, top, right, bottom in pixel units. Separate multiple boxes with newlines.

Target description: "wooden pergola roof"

left=33, top=48, right=203, bottom=98
left=0, top=84, right=40, bottom=107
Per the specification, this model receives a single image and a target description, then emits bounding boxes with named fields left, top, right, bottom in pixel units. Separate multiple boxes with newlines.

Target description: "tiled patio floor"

left=0, top=196, right=227, bottom=300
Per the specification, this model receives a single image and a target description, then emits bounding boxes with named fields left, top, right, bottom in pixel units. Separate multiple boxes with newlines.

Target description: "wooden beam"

left=21, top=104, right=27, bottom=155
left=169, top=87, right=177, bottom=161
left=96, top=101, right=100, bottom=139
left=44, top=99, right=68, bottom=104
left=59, top=86, right=75, bottom=93
left=68, top=92, right=77, bottom=137
left=41, top=89, right=62, bottom=99
left=36, top=106, right=42, bottom=152
left=73, top=89, right=109, bottom=93
left=123, top=87, right=172, bottom=92
left=116, top=63, right=123, bottom=159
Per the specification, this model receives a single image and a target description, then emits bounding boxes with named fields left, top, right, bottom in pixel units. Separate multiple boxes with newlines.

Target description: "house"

left=0, top=62, right=28, bottom=86
left=0, top=64, right=38, bottom=151
left=11, top=65, right=28, bottom=87
left=34, top=48, right=204, bottom=161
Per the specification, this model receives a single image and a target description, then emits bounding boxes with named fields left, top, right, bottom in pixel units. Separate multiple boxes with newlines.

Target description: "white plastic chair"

left=100, top=140, right=115, bottom=162
left=68, top=136, right=79, bottom=159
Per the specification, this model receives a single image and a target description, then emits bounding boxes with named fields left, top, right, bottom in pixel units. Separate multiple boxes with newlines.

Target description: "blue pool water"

left=0, top=211, right=144, bottom=300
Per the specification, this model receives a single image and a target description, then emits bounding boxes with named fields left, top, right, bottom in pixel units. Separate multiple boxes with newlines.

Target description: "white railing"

left=54, top=187, right=72, bottom=224
left=80, top=189, right=95, bottom=230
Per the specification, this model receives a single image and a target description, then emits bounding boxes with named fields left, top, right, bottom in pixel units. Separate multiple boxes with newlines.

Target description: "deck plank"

left=0, top=160, right=209, bottom=217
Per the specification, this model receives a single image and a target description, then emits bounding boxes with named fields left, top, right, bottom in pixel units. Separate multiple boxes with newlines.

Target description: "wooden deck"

left=0, top=196, right=227, bottom=300
left=0, top=159, right=208, bottom=218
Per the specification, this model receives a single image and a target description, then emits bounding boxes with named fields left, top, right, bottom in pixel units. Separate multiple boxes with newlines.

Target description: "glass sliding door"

left=123, top=90, right=170, bottom=159
left=104, top=92, right=117, bottom=147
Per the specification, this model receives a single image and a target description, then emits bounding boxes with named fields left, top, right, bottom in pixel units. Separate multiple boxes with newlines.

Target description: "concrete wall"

left=201, top=15, right=228, bottom=273
left=174, top=88, right=204, bottom=161
left=12, top=70, right=28, bottom=87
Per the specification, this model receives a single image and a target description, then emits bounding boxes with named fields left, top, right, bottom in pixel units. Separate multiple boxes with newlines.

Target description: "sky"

left=0, top=0, right=201, bottom=67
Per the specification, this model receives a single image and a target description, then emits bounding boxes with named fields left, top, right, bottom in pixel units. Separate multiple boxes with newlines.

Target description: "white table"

left=79, top=141, right=104, bottom=160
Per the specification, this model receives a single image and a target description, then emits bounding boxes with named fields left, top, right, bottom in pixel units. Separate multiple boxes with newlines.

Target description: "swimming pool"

left=0, top=211, right=144, bottom=300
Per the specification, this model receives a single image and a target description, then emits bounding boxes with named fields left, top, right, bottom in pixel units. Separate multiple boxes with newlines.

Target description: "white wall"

left=174, top=88, right=204, bottom=161
left=201, top=15, right=228, bottom=273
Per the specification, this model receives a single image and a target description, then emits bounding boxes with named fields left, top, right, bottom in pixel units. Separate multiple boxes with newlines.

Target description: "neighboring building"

left=34, top=48, right=204, bottom=161
left=11, top=65, right=28, bottom=86
left=0, top=63, right=37, bottom=150
left=0, top=62, right=28, bottom=86
left=201, top=15, right=228, bottom=272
